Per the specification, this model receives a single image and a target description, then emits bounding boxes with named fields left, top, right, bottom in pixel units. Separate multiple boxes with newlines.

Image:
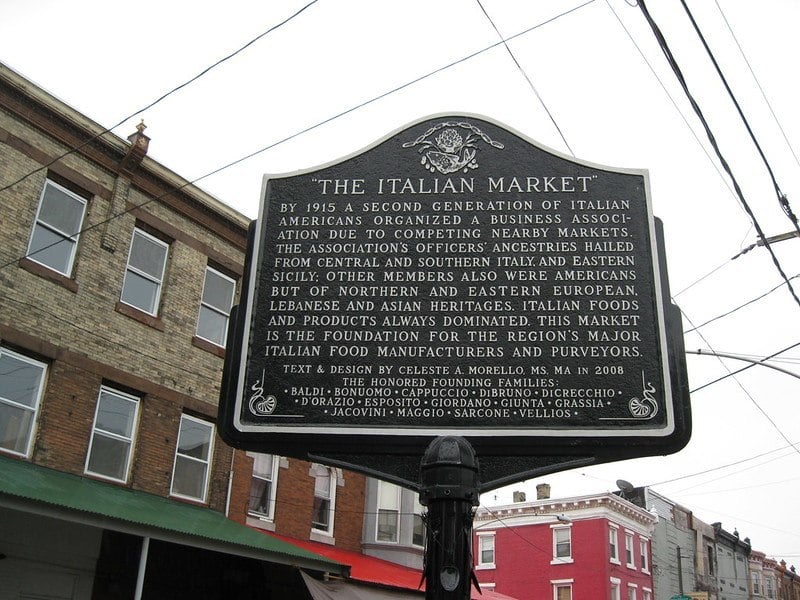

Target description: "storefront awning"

left=0, top=454, right=345, bottom=575
left=270, top=533, right=519, bottom=600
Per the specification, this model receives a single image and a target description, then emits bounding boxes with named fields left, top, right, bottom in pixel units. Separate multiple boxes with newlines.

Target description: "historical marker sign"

left=220, top=115, right=690, bottom=476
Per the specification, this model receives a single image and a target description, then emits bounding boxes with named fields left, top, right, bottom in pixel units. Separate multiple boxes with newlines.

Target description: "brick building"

left=473, top=487, right=657, bottom=599
left=0, top=61, right=357, bottom=599
left=0, top=60, right=520, bottom=600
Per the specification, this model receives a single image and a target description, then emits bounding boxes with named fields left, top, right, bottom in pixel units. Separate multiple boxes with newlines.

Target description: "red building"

left=474, top=488, right=657, bottom=600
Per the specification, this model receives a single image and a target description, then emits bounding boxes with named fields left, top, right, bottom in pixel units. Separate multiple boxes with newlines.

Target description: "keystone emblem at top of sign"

left=402, top=121, right=504, bottom=175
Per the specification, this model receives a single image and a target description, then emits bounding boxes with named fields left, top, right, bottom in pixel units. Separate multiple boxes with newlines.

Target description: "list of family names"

left=239, top=120, right=670, bottom=434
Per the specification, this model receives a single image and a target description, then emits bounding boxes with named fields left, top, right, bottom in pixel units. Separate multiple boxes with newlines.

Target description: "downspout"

left=134, top=536, right=150, bottom=600
left=225, top=449, right=236, bottom=517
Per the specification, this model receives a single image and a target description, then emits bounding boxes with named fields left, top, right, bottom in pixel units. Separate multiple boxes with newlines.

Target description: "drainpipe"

left=134, top=536, right=150, bottom=600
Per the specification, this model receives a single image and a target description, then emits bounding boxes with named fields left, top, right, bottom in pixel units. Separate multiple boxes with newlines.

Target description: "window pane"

left=172, top=454, right=207, bottom=499
left=377, top=509, right=399, bottom=542
left=128, top=232, right=167, bottom=279
left=202, top=269, right=235, bottom=311
left=39, top=183, right=85, bottom=235
left=556, top=586, right=572, bottom=600
left=555, top=528, right=571, bottom=558
left=28, top=226, right=75, bottom=273
left=0, top=352, right=46, bottom=408
left=248, top=476, right=273, bottom=516
left=413, top=514, right=425, bottom=547
left=121, top=270, right=159, bottom=313
left=86, top=433, right=131, bottom=480
left=480, top=537, right=494, bottom=564
left=312, top=496, right=331, bottom=530
left=196, top=305, right=228, bottom=346
left=252, top=454, right=275, bottom=479
left=0, top=402, right=35, bottom=454
left=95, top=390, right=137, bottom=437
left=177, top=419, right=212, bottom=460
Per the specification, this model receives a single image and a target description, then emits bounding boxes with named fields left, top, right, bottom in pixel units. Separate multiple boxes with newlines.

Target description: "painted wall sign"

left=220, top=115, right=690, bottom=477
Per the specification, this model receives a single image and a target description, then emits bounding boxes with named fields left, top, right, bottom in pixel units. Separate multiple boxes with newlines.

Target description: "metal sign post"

left=419, top=437, right=480, bottom=600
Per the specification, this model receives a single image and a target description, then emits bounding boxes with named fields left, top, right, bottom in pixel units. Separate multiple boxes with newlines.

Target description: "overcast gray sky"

left=2, top=0, right=799, bottom=560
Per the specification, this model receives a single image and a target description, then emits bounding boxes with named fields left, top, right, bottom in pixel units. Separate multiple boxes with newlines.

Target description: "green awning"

left=0, top=454, right=345, bottom=575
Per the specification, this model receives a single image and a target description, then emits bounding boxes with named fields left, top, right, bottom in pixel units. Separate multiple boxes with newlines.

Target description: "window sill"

left=551, top=558, right=574, bottom=565
left=610, top=558, right=621, bottom=565
left=19, top=257, right=78, bottom=293
left=627, top=563, right=637, bottom=570
left=247, top=515, right=276, bottom=532
left=116, top=301, right=165, bottom=331
left=192, top=336, right=226, bottom=358
left=310, top=530, right=335, bottom=545
left=475, top=564, right=496, bottom=571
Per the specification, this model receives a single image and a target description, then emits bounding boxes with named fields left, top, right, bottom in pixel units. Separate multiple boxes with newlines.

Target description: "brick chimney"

left=536, top=483, right=551, bottom=500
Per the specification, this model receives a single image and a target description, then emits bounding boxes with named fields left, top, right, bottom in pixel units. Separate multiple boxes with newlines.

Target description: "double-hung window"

left=609, top=524, right=620, bottom=563
left=552, top=581, right=573, bottom=600
left=477, top=533, right=495, bottom=569
left=85, top=386, right=139, bottom=482
left=625, top=531, right=636, bottom=568
left=0, top=347, right=47, bottom=457
left=171, top=414, right=214, bottom=502
left=552, top=525, right=572, bottom=563
left=196, top=266, right=236, bottom=347
left=248, top=453, right=279, bottom=520
left=640, top=538, right=650, bottom=573
left=27, top=179, right=86, bottom=276
left=121, top=227, right=168, bottom=315
left=311, top=464, right=336, bottom=535
left=376, top=480, right=401, bottom=542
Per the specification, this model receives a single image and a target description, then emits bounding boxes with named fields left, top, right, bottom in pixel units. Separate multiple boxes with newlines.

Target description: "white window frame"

left=248, top=452, right=279, bottom=521
left=609, top=523, right=620, bottom=564
left=170, top=414, right=214, bottom=502
left=476, top=532, right=496, bottom=569
left=375, top=480, right=401, bottom=543
left=0, top=347, right=47, bottom=457
left=27, top=178, right=87, bottom=276
left=627, top=583, right=638, bottom=600
left=552, top=524, right=573, bottom=564
left=610, top=577, right=621, bottom=600
left=195, top=266, right=236, bottom=347
left=552, top=579, right=574, bottom=600
left=120, top=227, right=168, bottom=316
left=643, top=588, right=652, bottom=600
left=640, top=537, right=650, bottom=573
left=412, top=492, right=425, bottom=548
left=311, top=464, right=337, bottom=536
left=625, top=530, right=636, bottom=568
left=84, top=386, right=139, bottom=483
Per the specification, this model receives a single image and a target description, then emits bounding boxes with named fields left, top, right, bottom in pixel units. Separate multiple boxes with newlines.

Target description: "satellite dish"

left=616, top=479, right=634, bottom=492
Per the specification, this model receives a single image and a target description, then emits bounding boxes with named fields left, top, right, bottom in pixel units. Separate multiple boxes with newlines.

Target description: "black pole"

left=419, top=436, right=480, bottom=600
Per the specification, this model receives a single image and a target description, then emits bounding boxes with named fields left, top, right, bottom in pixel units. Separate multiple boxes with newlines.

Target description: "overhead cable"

left=0, top=0, right=321, bottom=195
left=476, top=0, right=575, bottom=156
left=636, top=0, right=800, bottom=309
left=680, top=0, right=800, bottom=234
left=0, top=0, right=598, bottom=273
left=713, top=0, right=800, bottom=175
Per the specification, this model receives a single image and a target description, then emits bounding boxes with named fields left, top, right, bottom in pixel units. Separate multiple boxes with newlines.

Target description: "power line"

left=1, top=0, right=598, bottom=274
left=684, top=275, right=800, bottom=334
left=679, top=0, right=800, bottom=235
left=636, top=0, right=800, bottom=309
left=475, top=0, right=575, bottom=156
left=690, top=339, right=800, bottom=393
left=712, top=0, right=800, bottom=175
left=0, top=0, right=321, bottom=196
left=605, top=0, right=739, bottom=207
